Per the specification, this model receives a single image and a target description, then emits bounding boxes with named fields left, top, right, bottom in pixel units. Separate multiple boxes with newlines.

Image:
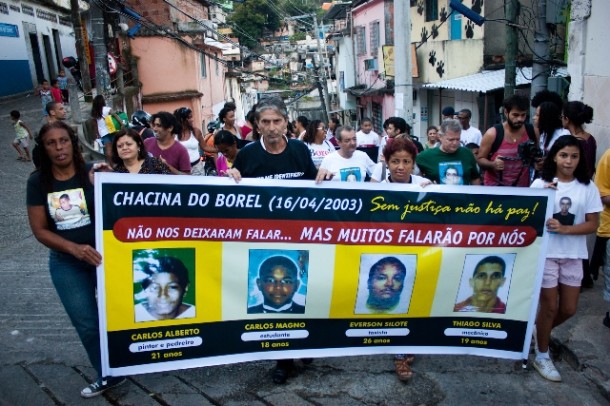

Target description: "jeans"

left=49, top=250, right=101, bottom=377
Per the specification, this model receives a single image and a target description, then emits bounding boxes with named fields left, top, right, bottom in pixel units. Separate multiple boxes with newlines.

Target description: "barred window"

left=425, top=0, right=438, bottom=22
left=0, top=3, right=8, bottom=15
left=356, top=26, right=366, bottom=56
left=9, top=4, right=19, bottom=13
left=384, top=1, right=393, bottom=46
left=200, top=53, right=207, bottom=78
left=372, top=102, right=383, bottom=134
left=369, top=21, right=380, bottom=56
left=22, top=5, right=34, bottom=16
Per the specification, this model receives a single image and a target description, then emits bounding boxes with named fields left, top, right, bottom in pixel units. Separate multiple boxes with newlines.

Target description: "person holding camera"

left=477, top=94, right=539, bottom=187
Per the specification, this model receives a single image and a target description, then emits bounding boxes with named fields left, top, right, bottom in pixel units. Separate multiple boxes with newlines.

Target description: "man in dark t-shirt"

left=228, top=98, right=325, bottom=181
left=227, top=98, right=329, bottom=384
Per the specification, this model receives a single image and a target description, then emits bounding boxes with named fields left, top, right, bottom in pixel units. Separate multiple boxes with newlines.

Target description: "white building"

left=0, top=0, right=79, bottom=97
left=567, top=0, right=610, bottom=154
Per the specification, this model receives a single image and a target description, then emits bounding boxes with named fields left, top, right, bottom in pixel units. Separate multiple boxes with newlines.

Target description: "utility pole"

left=531, top=0, right=549, bottom=114
left=70, top=0, right=92, bottom=101
left=504, top=0, right=519, bottom=98
left=394, top=0, right=413, bottom=124
left=313, top=15, right=331, bottom=122
left=312, top=57, right=330, bottom=123
left=91, top=2, right=111, bottom=100
left=287, top=13, right=331, bottom=121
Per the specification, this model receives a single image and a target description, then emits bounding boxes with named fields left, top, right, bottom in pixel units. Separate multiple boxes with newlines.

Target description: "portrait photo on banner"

left=453, top=253, right=516, bottom=314
left=132, top=248, right=196, bottom=323
left=247, top=249, right=309, bottom=314
left=354, top=254, right=417, bottom=315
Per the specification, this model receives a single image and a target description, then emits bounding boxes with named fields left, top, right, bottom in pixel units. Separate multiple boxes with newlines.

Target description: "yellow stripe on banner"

left=103, top=231, right=222, bottom=331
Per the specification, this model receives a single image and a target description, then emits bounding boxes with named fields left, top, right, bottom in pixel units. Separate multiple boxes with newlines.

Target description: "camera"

left=518, top=140, right=543, bottom=165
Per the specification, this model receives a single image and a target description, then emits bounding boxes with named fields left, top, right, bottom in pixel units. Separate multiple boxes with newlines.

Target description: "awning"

left=423, top=67, right=568, bottom=93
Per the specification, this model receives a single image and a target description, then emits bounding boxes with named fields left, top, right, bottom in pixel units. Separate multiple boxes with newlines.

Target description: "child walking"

left=50, top=79, right=63, bottom=103
left=530, top=135, right=602, bottom=382
left=10, top=110, right=34, bottom=161
left=37, top=79, right=52, bottom=121
left=57, top=69, right=69, bottom=103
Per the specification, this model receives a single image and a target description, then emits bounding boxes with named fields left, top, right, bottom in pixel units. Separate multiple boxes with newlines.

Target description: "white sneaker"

left=532, top=357, right=562, bottom=382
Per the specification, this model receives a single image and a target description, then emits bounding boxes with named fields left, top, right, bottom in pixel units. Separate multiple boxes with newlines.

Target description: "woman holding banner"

left=530, top=135, right=602, bottom=382
left=380, top=137, right=430, bottom=381
left=26, top=121, right=126, bottom=398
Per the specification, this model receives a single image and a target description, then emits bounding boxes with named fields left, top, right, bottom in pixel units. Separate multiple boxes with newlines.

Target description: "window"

left=425, top=0, right=438, bottom=22
left=200, top=53, right=207, bottom=78
left=356, top=26, right=366, bottom=56
left=215, top=54, right=219, bottom=76
left=384, top=1, right=394, bottom=45
left=372, top=102, right=383, bottom=134
left=369, top=21, right=380, bottom=56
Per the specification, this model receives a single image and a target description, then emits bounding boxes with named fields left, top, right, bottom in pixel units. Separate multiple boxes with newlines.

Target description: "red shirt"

left=51, top=87, right=63, bottom=102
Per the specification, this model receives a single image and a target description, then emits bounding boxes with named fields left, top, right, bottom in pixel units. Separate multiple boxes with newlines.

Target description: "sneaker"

left=272, top=360, right=295, bottom=384
left=604, top=312, right=610, bottom=329
left=532, top=357, right=562, bottom=382
left=80, top=377, right=126, bottom=398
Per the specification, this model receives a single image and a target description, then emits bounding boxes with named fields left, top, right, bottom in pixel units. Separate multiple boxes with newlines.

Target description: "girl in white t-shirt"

left=530, top=135, right=602, bottom=382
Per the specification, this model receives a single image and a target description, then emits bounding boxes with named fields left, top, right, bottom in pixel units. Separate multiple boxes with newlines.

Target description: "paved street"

left=0, top=94, right=608, bottom=405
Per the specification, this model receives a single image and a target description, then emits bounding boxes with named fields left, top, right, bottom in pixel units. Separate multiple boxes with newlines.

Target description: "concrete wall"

left=335, top=35, right=357, bottom=112
left=131, top=36, right=226, bottom=131
left=0, top=1, right=76, bottom=97
left=568, top=0, right=610, bottom=155
left=484, top=0, right=534, bottom=58
left=126, top=0, right=208, bottom=27
left=411, top=1, right=484, bottom=83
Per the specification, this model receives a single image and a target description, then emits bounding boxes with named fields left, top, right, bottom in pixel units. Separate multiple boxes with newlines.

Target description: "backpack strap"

left=489, top=123, right=536, bottom=158
left=524, top=123, right=536, bottom=142
left=489, top=124, right=504, bottom=158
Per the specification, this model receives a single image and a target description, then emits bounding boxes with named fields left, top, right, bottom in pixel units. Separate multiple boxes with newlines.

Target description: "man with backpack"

left=477, top=94, right=539, bottom=187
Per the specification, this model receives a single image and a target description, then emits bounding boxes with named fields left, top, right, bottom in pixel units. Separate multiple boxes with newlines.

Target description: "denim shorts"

left=100, top=133, right=115, bottom=146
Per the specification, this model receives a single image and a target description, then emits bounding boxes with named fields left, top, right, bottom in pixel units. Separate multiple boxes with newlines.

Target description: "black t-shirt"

left=26, top=164, right=95, bottom=246
left=234, top=138, right=317, bottom=180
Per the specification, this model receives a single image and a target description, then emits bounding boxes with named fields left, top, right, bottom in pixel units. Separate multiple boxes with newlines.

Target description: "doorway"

left=29, top=33, right=44, bottom=83
left=43, top=34, right=56, bottom=79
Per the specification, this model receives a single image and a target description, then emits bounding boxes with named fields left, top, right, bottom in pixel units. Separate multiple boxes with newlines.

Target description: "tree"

left=228, top=0, right=281, bottom=49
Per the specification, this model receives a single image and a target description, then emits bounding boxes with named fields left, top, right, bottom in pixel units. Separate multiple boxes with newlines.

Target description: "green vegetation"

left=228, top=0, right=324, bottom=49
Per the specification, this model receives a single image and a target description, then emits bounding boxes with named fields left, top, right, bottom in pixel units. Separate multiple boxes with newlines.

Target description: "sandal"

left=393, top=357, right=413, bottom=381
